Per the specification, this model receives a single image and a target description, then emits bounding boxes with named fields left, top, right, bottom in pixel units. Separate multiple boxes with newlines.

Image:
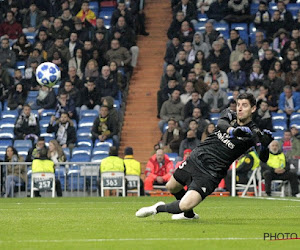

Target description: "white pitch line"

left=0, top=237, right=262, bottom=244
left=241, top=196, right=300, bottom=202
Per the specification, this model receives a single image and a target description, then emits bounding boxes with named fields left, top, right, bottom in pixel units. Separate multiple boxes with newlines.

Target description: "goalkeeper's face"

left=237, top=99, right=256, bottom=124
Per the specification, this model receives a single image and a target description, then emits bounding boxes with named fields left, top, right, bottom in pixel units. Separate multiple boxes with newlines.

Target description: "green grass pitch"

left=0, top=196, right=299, bottom=249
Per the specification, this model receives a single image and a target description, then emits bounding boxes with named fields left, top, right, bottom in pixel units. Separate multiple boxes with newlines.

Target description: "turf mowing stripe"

left=0, top=238, right=263, bottom=243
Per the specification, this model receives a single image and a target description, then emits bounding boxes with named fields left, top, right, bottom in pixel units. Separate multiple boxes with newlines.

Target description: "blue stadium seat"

left=92, top=145, right=110, bottom=156
left=272, top=120, right=287, bottom=131
left=287, top=3, right=300, bottom=19
left=99, top=10, right=113, bottom=19
left=290, top=113, right=300, bottom=121
left=77, top=128, right=92, bottom=138
left=70, top=154, right=91, bottom=162
left=104, top=19, right=111, bottom=29
left=78, top=117, right=95, bottom=128
left=194, top=22, right=205, bottom=32
left=162, top=122, right=168, bottom=133
left=197, top=13, right=208, bottom=22
left=214, top=22, right=229, bottom=38
left=227, top=92, right=233, bottom=100
left=210, top=113, right=220, bottom=125
left=0, top=139, right=12, bottom=149
left=72, top=147, right=92, bottom=156
left=77, top=138, right=93, bottom=147
left=91, top=154, right=108, bottom=163
left=290, top=122, right=300, bottom=129
left=273, top=130, right=284, bottom=140
left=250, top=3, right=259, bottom=15
left=28, top=91, right=39, bottom=97
left=0, top=128, right=14, bottom=139
left=39, top=118, right=51, bottom=129
left=24, top=32, right=36, bottom=44
left=114, top=100, right=120, bottom=110
left=0, top=150, right=6, bottom=160
left=16, top=61, right=26, bottom=70
left=271, top=112, right=287, bottom=121
left=80, top=110, right=99, bottom=119
left=268, top=3, right=277, bottom=11
left=40, top=109, right=56, bottom=119
left=94, top=138, right=113, bottom=147
left=62, top=148, right=71, bottom=161
left=14, top=140, right=33, bottom=148
left=15, top=147, right=30, bottom=158
left=1, top=110, right=18, bottom=119
left=89, top=1, right=99, bottom=14
left=166, top=153, right=178, bottom=162
left=55, top=166, right=66, bottom=188
left=0, top=119, right=16, bottom=129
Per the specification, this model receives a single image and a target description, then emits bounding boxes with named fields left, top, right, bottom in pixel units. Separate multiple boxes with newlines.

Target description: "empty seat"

left=166, top=153, right=178, bottom=162
left=76, top=128, right=92, bottom=138
left=197, top=13, right=208, bottom=22
left=271, top=112, right=287, bottom=121
left=39, top=118, right=51, bottom=129
left=1, top=110, right=18, bottom=119
left=78, top=117, right=95, bottom=128
left=15, top=147, right=30, bottom=158
left=94, top=138, right=113, bottom=147
left=290, top=113, right=300, bottom=121
left=72, top=146, right=92, bottom=156
left=273, top=120, right=287, bottom=131
left=0, top=119, right=16, bottom=129
left=28, top=91, right=39, bottom=98
left=40, top=109, right=56, bottom=119
left=91, top=154, right=108, bottom=163
left=77, top=139, right=93, bottom=147
left=24, top=32, right=36, bottom=44
left=0, top=128, right=14, bottom=139
left=62, top=148, right=71, bottom=161
left=194, top=22, right=205, bottom=32
left=89, top=1, right=99, bottom=14
left=16, top=61, right=26, bottom=69
left=14, top=140, right=33, bottom=148
left=273, top=130, right=284, bottom=140
left=0, top=139, right=12, bottom=149
left=80, top=110, right=99, bottom=119
left=99, top=10, right=113, bottom=19
left=92, top=145, right=110, bottom=156
left=70, top=154, right=91, bottom=162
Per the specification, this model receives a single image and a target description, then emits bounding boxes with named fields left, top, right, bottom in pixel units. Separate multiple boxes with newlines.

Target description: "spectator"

left=263, top=69, right=285, bottom=106
left=276, top=0, right=294, bottom=31
left=192, top=32, right=210, bottom=59
left=95, top=18, right=109, bottom=40
left=26, top=48, right=44, bottom=68
left=14, top=104, right=40, bottom=141
left=24, top=61, right=39, bottom=91
left=26, top=137, right=47, bottom=162
left=160, top=64, right=183, bottom=89
left=48, top=37, right=71, bottom=63
left=184, top=90, right=210, bottom=120
left=203, top=80, right=228, bottom=113
left=84, top=59, right=99, bottom=81
left=59, top=80, right=81, bottom=115
left=93, top=29, right=108, bottom=56
left=67, top=66, right=84, bottom=90
left=72, top=17, right=90, bottom=42
left=253, top=1, right=270, bottom=31
left=12, top=34, right=32, bottom=61
left=179, top=130, right=201, bottom=158
left=279, top=130, right=300, bottom=164
left=278, top=85, right=300, bottom=116
left=144, top=149, right=173, bottom=193
left=227, top=61, right=246, bottom=91
left=35, top=30, right=53, bottom=52
left=0, top=11, right=22, bottom=42
left=249, top=31, right=264, bottom=60
left=182, top=41, right=196, bottom=64
left=256, top=85, right=277, bottom=112
left=65, top=32, right=83, bottom=59
left=262, top=140, right=299, bottom=197
left=206, top=41, right=230, bottom=73
left=124, top=147, right=144, bottom=196
left=80, top=80, right=101, bottom=112
left=271, top=60, right=285, bottom=82
left=206, top=0, right=228, bottom=23
left=227, top=29, right=244, bottom=53
left=159, top=89, right=185, bottom=133
left=272, top=28, right=289, bottom=57
left=111, top=1, right=134, bottom=28
left=4, top=146, right=26, bottom=198
left=201, top=122, right=215, bottom=141
left=204, top=62, right=229, bottom=90
left=253, top=100, right=273, bottom=131
left=202, top=21, right=220, bottom=46
left=91, top=105, right=119, bottom=147
left=96, top=65, right=119, bottom=99
left=164, top=36, right=183, bottom=65
left=286, top=60, right=300, bottom=91
left=22, top=2, right=43, bottom=33
left=183, top=107, right=208, bottom=134
left=102, top=96, right=119, bottom=124
left=68, top=48, right=85, bottom=80
left=282, top=49, right=296, bottom=74
left=60, top=8, right=74, bottom=31
left=266, top=10, right=285, bottom=39
left=178, top=20, right=194, bottom=43
left=175, top=50, right=193, bottom=80
left=173, top=0, right=198, bottom=25
left=160, top=118, right=184, bottom=154
left=50, top=50, right=68, bottom=79
left=224, top=0, right=253, bottom=23
left=249, top=62, right=264, bottom=87
left=48, top=17, right=70, bottom=41
left=31, top=86, right=57, bottom=112
left=7, top=83, right=27, bottom=111
left=186, top=118, right=202, bottom=140
left=76, top=1, right=96, bottom=27
left=0, top=38, right=16, bottom=70
left=47, top=139, right=67, bottom=164
left=291, top=125, right=300, bottom=140
left=109, top=61, right=126, bottom=92
left=105, top=39, right=132, bottom=69
left=32, top=147, right=63, bottom=197
left=230, top=40, right=246, bottom=65
left=180, top=81, right=194, bottom=105
left=239, top=50, right=254, bottom=78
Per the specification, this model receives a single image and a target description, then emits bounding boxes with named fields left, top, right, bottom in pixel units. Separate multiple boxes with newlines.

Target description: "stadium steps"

left=118, top=0, right=172, bottom=169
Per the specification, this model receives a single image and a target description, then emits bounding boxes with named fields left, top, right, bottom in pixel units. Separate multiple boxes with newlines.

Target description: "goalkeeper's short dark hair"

left=237, top=93, right=256, bottom=107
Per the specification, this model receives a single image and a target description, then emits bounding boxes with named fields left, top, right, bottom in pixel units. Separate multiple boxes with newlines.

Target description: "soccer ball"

left=36, top=62, right=61, bottom=88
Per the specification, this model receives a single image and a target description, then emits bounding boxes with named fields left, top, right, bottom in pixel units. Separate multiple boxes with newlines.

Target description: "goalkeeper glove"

left=229, top=126, right=253, bottom=138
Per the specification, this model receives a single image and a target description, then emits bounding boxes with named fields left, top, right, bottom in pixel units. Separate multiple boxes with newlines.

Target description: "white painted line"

left=0, top=238, right=263, bottom=244
left=241, top=196, right=300, bottom=202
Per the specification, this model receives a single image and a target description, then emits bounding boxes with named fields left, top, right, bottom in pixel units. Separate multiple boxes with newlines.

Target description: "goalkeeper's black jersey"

left=187, top=108, right=262, bottom=179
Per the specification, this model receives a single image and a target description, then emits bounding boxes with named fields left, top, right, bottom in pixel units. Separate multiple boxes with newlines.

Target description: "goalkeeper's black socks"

left=172, top=189, right=196, bottom=218
left=157, top=201, right=182, bottom=214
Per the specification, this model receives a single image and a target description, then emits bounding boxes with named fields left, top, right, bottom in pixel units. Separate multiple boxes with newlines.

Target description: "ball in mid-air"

left=36, top=62, right=61, bottom=88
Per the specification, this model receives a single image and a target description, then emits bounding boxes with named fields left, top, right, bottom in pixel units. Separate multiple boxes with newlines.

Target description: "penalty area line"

left=0, top=238, right=262, bottom=244
left=241, top=196, right=300, bottom=202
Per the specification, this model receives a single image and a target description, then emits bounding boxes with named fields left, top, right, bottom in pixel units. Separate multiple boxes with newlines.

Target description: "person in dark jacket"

left=54, top=92, right=77, bottom=121
left=91, top=105, right=119, bottom=148
left=7, top=83, right=27, bottom=111
left=80, top=80, right=101, bottom=112
left=253, top=100, right=273, bottom=131
left=26, top=137, right=47, bottom=162
left=47, top=112, right=77, bottom=149
left=95, top=66, right=119, bottom=99
left=14, top=104, right=40, bottom=140
left=206, top=0, right=228, bottom=22
left=184, top=91, right=209, bottom=120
